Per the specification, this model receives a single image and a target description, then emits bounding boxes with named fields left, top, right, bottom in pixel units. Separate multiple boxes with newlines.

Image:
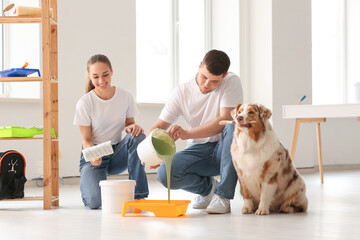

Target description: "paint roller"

left=15, top=6, right=54, bottom=18
left=82, top=141, right=114, bottom=162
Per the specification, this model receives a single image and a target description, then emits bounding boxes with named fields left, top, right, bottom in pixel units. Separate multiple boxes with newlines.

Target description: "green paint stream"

left=151, top=130, right=176, bottom=203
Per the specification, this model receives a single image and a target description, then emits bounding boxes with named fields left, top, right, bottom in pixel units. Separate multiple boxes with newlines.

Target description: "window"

left=0, top=0, right=41, bottom=100
left=136, top=0, right=210, bottom=103
left=312, top=0, right=360, bottom=104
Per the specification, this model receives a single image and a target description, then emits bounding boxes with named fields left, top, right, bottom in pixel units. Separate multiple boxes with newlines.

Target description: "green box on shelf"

left=0, top=126, right=56, bottom=138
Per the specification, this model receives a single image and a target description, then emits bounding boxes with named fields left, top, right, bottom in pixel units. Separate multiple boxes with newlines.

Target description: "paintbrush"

left=219, top=120, right=257, bottom=125
left=219, top=120, right=236, bottom=125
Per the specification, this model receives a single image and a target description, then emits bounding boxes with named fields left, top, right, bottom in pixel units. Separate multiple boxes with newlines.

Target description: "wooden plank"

left=316, top=123, right=324, bottom=184
left=51, top=21, right=59, bottom=207
left=297, top=118, right=326, bottom=123
left=0, top=16, right=42, bottom=24
left=0, top=137, right=58, bottom=141
left=290, top=119, right=301, bottom=161
left=0, top=197, right=43, bottom=201
left=0, top=77, right=42, bottom=82
left=0, top=137, right=43, bottom=140
left=42, top=0, right=52, bottom=210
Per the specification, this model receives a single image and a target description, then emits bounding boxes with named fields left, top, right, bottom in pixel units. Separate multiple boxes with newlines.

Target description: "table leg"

left=315, top=122, right=324, bottom=184
left=290, top=119, right=301, bottom=161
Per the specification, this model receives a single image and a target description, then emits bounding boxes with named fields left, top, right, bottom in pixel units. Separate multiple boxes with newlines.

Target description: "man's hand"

left=141, top=161, right=161, bottom=170
left=125, top=123, right=144, bottom=137
left=168, top=125, right=189, bottom=141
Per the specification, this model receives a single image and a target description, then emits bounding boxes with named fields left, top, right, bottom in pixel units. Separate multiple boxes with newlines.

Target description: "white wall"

left=241, top=0, right=360, bottom=168
left=57, top=0, right=138, bottom=178
left=2, top=0, right=359, bottom=180
left=240, top=0, right=314, bottom=168
left=212, top=0, right=240, bottom=76
left=271, top=0, right=314, bottom=167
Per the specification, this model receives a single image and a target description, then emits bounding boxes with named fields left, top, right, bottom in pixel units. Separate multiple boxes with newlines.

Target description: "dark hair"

left=85, top=54, right=113, bottom=93
left=202, top=49, right=231, bottom=76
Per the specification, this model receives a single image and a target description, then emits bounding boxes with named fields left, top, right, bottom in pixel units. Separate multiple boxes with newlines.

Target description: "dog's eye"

left=248, top=111, right=255, bottom=115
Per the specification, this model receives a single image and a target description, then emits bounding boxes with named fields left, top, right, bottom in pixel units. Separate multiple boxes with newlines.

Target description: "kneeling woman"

left=73, top=54, right=148, bottom=209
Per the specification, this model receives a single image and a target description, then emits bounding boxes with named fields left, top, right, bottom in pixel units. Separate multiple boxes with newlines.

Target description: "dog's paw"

left=280, top=206, right=295, bottom=213
left=255, top=208, right=270, bottom=215
left=242, top=207, right=253, bottom=214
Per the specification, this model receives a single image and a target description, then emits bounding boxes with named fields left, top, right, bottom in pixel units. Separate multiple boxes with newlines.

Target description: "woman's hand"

left=168, top=125, right=189, bottom=141
left=90, top=158, right=102, bottom=166
left=125, top=123, right=144, bottom=137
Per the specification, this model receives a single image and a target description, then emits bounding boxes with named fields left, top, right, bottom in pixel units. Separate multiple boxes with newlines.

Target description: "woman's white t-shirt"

left=159, top=72, right=243, bottom=145
left=73, top=87, right=137, bottom=145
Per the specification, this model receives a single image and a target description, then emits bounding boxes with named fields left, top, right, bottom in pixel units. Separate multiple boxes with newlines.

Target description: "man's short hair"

left=202, top=49, right=231, bottom=76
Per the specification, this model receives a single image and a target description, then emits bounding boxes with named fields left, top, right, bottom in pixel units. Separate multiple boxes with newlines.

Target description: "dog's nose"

left=237, top=116, right=243, bottom=122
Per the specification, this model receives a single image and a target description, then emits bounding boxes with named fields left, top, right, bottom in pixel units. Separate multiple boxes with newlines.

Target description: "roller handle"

left=3, top=3, right=15, bottom=13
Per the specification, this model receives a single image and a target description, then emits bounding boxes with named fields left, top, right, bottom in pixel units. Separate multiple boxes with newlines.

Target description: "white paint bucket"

left=99, top=179, right=136, bottom=213
left=137, top=128, right=176, bottom=167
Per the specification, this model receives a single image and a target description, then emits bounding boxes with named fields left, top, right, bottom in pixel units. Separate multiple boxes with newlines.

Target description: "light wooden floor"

left=1, top=167, right=359, bottom=240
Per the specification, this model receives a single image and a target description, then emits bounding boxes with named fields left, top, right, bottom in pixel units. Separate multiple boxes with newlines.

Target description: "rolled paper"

left=15, top=6, right=54, bottom=18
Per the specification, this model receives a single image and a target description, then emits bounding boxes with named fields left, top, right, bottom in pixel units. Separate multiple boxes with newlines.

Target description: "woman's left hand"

left=125, top=123, right=144, bottom=137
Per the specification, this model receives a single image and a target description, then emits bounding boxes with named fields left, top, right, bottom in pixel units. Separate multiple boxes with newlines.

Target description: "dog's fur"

left=230, top=103, right=308, bottom=215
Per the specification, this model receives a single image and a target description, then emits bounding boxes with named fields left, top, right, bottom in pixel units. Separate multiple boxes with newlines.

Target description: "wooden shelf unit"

left=0, top=77, right=42, bottom=82
left=0, top=0, right=59, bottom=210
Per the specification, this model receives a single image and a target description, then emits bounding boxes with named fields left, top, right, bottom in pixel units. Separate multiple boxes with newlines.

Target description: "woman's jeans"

left=79, top=133, right=149, bottom=209
left=157, top=124, right=237, bottom=199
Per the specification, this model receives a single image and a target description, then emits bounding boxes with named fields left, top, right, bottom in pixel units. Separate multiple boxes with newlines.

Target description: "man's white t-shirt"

left=159, top=72, right=243, bottom=145
left=73, top=87, right=137, bottom=145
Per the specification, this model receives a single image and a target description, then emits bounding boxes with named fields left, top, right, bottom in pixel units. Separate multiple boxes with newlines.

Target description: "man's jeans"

left=157, top=124, right=237, bottom=199
left=79, top=133, right=149, bottom=209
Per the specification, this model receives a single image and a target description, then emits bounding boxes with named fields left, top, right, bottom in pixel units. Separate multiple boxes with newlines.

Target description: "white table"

left=282, top=104, right=360, bottom=183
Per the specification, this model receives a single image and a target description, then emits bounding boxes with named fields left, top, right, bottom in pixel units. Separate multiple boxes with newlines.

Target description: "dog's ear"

left=231, top=104, right=242, bottom=119
left=257, top=104, right=272, bottom=120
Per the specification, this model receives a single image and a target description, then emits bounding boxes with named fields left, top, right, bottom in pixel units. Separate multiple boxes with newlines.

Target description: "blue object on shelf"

left=0, top=68, right=41, bottom=77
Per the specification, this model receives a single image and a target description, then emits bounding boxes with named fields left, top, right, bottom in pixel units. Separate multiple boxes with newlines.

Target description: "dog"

left=230, top=103, right=308, bottom=215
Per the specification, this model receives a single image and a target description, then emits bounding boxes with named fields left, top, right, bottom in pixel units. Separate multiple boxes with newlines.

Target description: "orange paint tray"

left=121, top=200, right=191, bottom=218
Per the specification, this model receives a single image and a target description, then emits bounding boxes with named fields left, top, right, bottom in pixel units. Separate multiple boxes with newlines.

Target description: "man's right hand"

left=141, top=161, right=160, bottom=169
left=168, top=124, right=189, bottom=141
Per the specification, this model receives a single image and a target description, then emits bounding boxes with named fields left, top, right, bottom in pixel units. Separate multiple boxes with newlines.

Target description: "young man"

left=147, top=50, right=243, bottom=214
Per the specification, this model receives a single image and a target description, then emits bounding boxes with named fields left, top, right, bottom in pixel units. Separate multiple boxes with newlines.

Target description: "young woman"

left=73, top=54, right=148, bottom=209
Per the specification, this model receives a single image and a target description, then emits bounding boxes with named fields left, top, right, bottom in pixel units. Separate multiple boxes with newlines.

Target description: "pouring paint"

left=151, top=129, right=176, bottom=203
left=137, top=128, right=176, bottom=203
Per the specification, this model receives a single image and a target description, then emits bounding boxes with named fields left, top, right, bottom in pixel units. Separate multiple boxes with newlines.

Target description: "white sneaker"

left=206, top=194, right=231, bottom=214
left=192, top=178, right=218, bottom=209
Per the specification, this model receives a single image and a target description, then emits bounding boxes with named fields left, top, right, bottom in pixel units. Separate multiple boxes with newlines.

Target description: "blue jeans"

left=79, top=133, right=149, bottom=209
left=157, top=124, right=237, bottom=199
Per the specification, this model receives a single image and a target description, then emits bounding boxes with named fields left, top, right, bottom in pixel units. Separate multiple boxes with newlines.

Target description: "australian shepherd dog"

left=230, top=103, right=308, bottom=215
